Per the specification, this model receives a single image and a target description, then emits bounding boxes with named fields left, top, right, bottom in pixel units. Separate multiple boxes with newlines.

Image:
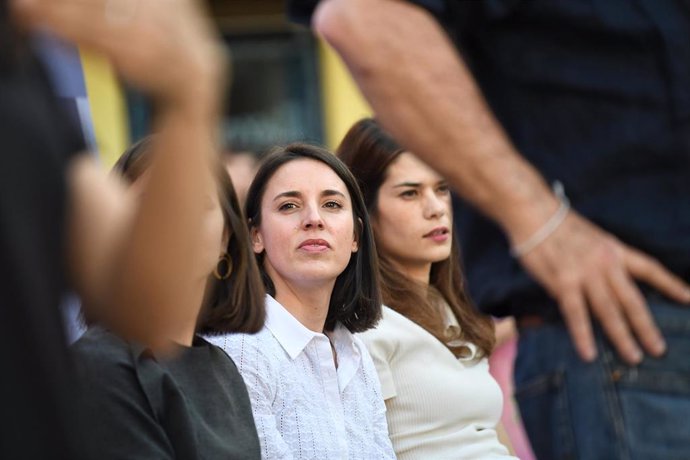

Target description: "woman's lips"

left=298, top=239, right=331, bottom=252
left=423, top=227, right=450, bottom=243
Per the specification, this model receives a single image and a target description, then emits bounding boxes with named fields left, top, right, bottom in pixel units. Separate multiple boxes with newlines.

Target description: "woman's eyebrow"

left=393, top=182, right=421, bottom=188
left=272, top=189, right=346, bottom=201
left=321, top=189, right=346, bottom=198
left=272, top=190, right=302, bottom=201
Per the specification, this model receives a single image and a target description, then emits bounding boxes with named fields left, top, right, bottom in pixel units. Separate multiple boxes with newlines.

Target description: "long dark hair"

left=244, top=142, right=381, bottom=333
left=112, top=136, right=266, bottom=334
left=338, top=118, right=495, bottom=358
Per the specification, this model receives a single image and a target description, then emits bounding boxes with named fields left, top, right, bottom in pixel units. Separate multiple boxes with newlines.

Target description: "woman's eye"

left=323, top=200, right=343, bottom=209
left=399, top=189, right=417, bottom=198
left=437, top=184, right=450, bottom=195
left=278, top=202, right=297, bottom=211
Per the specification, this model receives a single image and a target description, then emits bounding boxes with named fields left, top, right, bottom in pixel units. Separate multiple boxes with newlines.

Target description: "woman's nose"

left=424, top=192, right=447, bottom=219
left=302, top=204, right=325, bottom=229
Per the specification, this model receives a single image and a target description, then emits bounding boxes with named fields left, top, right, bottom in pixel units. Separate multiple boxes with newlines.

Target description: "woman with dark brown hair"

left=209, top=143, right=395, bottom=460
left=71, top=137, right=265, bottom=459
left=338, top=118, right=516, bottom=460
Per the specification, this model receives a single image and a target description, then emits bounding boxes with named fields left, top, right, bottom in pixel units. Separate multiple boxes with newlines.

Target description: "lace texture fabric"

left=208, top=295, right=395, bottom=460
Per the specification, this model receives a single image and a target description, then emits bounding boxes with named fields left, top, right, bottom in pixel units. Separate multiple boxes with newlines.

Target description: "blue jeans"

left=514, top=294, right=690, bottom=460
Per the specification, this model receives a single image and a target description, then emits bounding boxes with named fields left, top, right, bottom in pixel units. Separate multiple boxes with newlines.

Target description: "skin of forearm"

left=106, top=11, right=228, bottom=345
left=315, top=0, right=559, bottom=243
left=68, top=93, right=223, bottom=349
left=110, top=105, right=219, bottom=346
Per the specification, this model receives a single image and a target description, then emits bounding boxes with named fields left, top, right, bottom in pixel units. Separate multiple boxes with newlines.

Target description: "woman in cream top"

left=361, top=305, right=512, bottom=459
left=339, top=118, right=517, bottom=460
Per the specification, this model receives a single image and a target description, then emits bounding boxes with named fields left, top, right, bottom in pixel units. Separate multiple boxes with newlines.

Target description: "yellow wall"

left=318, top=41, right=371, bottom=149
left=80, top=50, right=130, bottom=169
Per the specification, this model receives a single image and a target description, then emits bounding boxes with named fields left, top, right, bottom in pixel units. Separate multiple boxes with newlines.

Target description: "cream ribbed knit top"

left=358, top=306, right=517, bottom=460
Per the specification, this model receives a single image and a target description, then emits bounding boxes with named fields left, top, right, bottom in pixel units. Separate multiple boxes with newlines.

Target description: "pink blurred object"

left=489, top=337, right=535, bottom=460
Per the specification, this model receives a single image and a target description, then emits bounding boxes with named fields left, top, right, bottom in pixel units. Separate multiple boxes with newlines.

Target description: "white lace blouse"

left=208, top=295, right=395, bottom=460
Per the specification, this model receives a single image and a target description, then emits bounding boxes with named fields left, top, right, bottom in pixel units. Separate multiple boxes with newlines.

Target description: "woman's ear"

left=352, top=217, right=363, bottom=253
left=250, top=226, right=264, bottom=254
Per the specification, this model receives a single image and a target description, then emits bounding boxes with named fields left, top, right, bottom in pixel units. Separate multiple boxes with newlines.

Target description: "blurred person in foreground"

left=71, top=137, right=265, bottom=459
left=1, top=0, right=228, bottom=457
left=289, top=1, right=690, bottom=458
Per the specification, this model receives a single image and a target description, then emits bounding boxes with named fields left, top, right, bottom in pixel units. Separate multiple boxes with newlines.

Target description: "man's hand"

left=518, top=211, right=690, bottom=364
left=313, top=0, right=690, bottom=365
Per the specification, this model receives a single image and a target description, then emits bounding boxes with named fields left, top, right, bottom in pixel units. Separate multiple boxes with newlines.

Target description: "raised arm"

left=13, top=0, right=224, bottom=348
left=313, top=0, right=690, bottom=363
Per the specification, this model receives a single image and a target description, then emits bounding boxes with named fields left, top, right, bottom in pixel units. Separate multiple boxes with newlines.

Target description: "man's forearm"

left=20, top=0, right=227, bottom=347
left=312, top=0, right=690, bottom=365
left=314, top=0, right=558, bottom=244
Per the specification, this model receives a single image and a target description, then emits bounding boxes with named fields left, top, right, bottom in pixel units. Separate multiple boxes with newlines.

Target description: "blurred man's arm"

left=314, top=0, right=690, bottom=363
left=14, top=0, right=224, bottom=348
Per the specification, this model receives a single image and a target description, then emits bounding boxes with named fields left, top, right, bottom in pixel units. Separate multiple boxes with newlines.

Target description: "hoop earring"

left=213, top=253, right=233, bottom=280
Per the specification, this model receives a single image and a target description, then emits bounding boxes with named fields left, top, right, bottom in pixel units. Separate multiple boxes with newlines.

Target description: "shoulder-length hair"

left=244, top=142, right=381, bottom=333
left=110, top=135, right=266, bottom=335
left=337, top=118, right=495, bottom=358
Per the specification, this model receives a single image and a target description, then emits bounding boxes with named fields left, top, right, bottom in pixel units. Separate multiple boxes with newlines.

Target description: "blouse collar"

left=264, top=295, right=362, bottom=389
left=264, top=294, right=320, bottom=360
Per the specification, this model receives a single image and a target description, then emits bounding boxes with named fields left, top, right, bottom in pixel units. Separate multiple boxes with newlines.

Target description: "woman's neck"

left=168, top=278, right=207, bottom=346
left=272, top=278, right=334, bottom=333
left=169, top=324, right=196, bottom=347
left=393, top=258, right=432, bottom=287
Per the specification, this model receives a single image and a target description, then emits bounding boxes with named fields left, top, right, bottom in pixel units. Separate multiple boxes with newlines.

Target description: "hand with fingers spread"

left=517, top=209, right=690, bottom=364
